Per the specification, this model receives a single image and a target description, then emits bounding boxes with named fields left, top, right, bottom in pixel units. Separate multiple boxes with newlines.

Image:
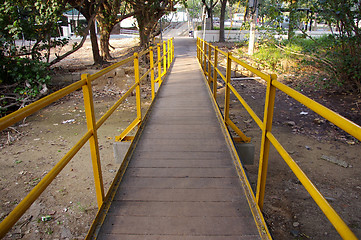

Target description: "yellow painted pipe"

left=87, top=56, right=135, bottom=82
left=230, top=55, right=270, bottom=82
left=0, top=130, right=92, bottom=238
left=273, top=80, right=361, bottom=142
left=229, top=84, right=263, bottom=129
left=267, top=132, right=357, bottom=240
left=96, top=84, right=137, bottom=129
left=0, top=79, right=86, bottom=131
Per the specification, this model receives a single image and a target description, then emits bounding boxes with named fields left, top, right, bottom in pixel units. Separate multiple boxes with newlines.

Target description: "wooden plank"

left=128, top=159, right=232, bottom=168
left=99, top=216, right=259, bottom=236
left=125, top=167, right=237, bottom=178
left=98, top=234, right=261, bottom=240
left=106, top=201, right=254, bottom=217
left=114, top=188, right=244, bottom=202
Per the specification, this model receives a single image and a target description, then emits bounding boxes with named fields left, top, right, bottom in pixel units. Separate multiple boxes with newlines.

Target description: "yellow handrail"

left=0, top=38, right=174, bottom=238
left=197, top=37, right=359, bottom=240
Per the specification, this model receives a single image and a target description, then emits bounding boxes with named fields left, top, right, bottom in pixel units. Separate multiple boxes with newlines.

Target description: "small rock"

left=49, top=210, right=56, bottom=215
left=325, top=197, right=336, bottom=202
left=293, top=222, right=300, bottom=227
left=284, top=121, right=296, bottom=126
left=321, top=155, right=349, bottom=168
left=313, top=118, right=325, bottom=124
left=305, top=146, right=311, bottom=150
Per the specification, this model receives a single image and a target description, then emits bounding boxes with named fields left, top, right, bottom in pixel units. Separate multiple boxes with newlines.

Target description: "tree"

left=201, top=0, right=219, bottom=29
left=287, top=0, right=298, bottom=40
left=67, top=0, right=105, bottom=64
left=130, top=0, right=176, bottom=47
left=314, top=0, right=361, bottom=92
left=219, top=0, right=227, bottom=41
left=0, top=0, right=68, bottom=114
left=97, top=0, right=135, bottom=60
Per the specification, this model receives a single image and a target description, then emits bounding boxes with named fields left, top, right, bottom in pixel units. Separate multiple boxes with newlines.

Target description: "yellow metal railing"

left=197, top=37, right=360, bottom=240
left=0, top=38, right=174, bottom=238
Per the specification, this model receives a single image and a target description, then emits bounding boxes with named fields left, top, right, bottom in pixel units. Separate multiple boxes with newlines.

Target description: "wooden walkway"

left=95, top=39, right=269, bottom=240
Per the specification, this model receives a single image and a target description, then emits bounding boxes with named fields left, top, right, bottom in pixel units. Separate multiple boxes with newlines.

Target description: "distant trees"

left=130, top=0, right=178, bottom=47
left=0, top=0, right=180, bottom=115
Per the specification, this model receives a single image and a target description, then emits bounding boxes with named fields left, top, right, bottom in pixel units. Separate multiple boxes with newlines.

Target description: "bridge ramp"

left=95, top=38, right=269, bottom=240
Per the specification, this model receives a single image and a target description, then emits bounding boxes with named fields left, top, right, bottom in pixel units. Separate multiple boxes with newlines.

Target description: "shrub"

left=0, top=57, right=50, bottom=116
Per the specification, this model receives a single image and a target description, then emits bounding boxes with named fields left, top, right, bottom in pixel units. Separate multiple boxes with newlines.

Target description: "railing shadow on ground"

left=0, top=38, right=174, bottom=238
left=197, top=37, right=360, bottom=240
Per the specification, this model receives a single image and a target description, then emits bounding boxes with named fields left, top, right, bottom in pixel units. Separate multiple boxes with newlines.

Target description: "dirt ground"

left=213, top=43, right=361, bottom=239
left=0, top=37, right=154, bottom=239
left=1, top=38, right=360, bottom=240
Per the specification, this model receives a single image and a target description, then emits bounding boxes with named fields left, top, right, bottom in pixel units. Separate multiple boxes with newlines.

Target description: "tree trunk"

left=288, top=0, right=297, bottom=41
left=206, top=5, right=214, bottom=29
left=89, top=20, right=104, bottom=64
left=99, top=25, right=113, bottom=60
left=219, top=0, right=227, bottom=42
left=137, top=15, right=157, bottom=47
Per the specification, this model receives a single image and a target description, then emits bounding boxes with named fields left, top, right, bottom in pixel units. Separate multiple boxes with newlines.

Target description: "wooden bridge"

left=89, top=38, right=270, bottom=239
left=1, top=37, right=359, bottom=240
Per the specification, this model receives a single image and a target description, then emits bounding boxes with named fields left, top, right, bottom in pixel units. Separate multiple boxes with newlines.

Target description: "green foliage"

left=0, top=0, right=68, bottom=116
left=253, top=42, right=286, bottom=70
left=313, top=0, right=361, bottom=92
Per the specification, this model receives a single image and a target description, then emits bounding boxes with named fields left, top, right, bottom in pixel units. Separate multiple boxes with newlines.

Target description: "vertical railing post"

left=81, top=73, right=104, bottom=209
left=203, top=41, right=207, bottom=73
left=256, top=74, right=277, bottom=210
left=208, top=44, right=212, bottom=84
left=224, top=52, right=232, bottom=122
left=134, top=53, right=142, bottom=123
left=213, top=47, right=218, bottom=99
left=170, top=38, right=174, bottom=61
left=167, top=39, right=171, bottom=69
left=199, top=39, right=202, bottom=65
left=196, top=38, right=199, bottom=60
left=150, top=47, right=155, bottom=100
left=157, top=43, right=162, bottom=86
left=163, top=40, right=166, bottom=75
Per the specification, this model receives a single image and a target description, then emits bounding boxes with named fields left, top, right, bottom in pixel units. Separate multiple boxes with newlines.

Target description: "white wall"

left=194, top=30, right=250, bottom=42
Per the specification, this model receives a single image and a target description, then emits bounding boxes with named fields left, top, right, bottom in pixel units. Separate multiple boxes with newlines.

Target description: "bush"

left=0, top=57, right=50, bottom=116
left=252, top=35, right=361, bottom=92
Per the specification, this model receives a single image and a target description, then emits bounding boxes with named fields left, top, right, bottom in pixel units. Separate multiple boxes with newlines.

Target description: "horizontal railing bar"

left=0, top=130, right=92, bottom=238
left=272, top=80, right=361, bottom=142
left=140, top=67, right=153, bottom=82
left=115, top=118, right=141, bottom=142
left=229, top=84, right=263, bottom=129
left=230, top=55, right=270, bottom=82
left=217, top=48, right=228, bottom=56
left=215, top=68, right=226, bottom=82
left=0, top=79, right=86, bottom=131
left=266, top=132, right=357, bottom=240
left=138, top=48, right=150, bottom=58
left=96, top=83, right=138, bottom=129
left=225, top=118, right=251, bottom=142
left=88, top=56, right=135, bottom=82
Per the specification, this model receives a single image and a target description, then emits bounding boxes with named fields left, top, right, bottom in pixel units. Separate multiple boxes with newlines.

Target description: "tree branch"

left=49, top=0, right=104, bottom=66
